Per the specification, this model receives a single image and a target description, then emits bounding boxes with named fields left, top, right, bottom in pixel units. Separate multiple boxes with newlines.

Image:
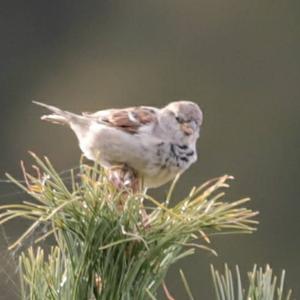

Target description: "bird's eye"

left=175, top=116, right=184, bottom=123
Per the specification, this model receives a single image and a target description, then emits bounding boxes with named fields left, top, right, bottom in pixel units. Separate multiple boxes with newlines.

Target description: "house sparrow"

left=33, top=101, right=203, bottom=190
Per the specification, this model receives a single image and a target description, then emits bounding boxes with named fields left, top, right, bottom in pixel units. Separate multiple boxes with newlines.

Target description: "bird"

left=33, top=100, right=203, bottom=192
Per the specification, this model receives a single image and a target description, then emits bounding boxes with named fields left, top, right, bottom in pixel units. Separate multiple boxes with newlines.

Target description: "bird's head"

left=158, top=100, right=203, bottom=144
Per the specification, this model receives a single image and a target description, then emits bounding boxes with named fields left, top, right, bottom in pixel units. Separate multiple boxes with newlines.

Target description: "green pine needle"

left=211, top=264, right=293, bottom=300
left=0, top=154, right=258, bottom=299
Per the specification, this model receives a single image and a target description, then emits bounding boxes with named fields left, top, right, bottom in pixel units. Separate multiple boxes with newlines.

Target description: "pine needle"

left=211, top=264, right=293, bottom=300
left=0, top=154, right=259, bottom=299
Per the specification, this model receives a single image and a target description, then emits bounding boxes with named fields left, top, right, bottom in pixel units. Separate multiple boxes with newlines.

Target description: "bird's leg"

left=108, top=164, right=126, bottom=190
left=108, top=164, right=139, bottom=210
left=123, top=167, right=140, bottom=193
left=108, top=164, right=139, bottom=193
left=108, top=165, right=150, bottom=226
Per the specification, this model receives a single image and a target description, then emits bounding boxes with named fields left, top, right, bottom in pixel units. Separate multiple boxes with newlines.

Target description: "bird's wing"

left=83, top=106, right=158, bottom=134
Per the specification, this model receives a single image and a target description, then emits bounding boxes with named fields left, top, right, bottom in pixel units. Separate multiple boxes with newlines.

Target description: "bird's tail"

left=33, top=101, right=77, bottom=126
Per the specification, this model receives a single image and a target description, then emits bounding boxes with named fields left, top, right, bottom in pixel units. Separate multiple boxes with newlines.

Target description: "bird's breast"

left=142, top=142, right=197, bottom=188
left=165, top=143, right=197, bottom=170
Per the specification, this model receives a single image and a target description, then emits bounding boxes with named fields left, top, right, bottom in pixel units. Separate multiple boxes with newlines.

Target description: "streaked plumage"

left=34, top=100, right=203, bottom=189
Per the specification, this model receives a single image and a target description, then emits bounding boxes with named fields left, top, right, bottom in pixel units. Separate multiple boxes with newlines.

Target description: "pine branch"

left=0, top=154, right=258, bottom=299
left=211, top=264, right=293, bottom=300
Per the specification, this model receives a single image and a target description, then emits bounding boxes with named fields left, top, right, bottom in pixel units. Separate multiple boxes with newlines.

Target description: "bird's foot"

left=108, top=165, right=151, bottom=226
left=108, top=164, right=141, bottom=210
left=108, top=164, right=140, bottom=193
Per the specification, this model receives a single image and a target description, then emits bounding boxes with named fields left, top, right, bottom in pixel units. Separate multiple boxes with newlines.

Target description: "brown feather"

left=90, top=107, right=157, bottom=134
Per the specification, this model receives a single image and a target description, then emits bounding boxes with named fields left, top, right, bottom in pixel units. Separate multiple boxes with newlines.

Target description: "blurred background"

left=0, top=1, right=299, bottom=299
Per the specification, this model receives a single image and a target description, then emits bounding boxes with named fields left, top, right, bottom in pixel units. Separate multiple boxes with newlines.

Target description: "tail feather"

left=33, top=101, right=74, bottom=126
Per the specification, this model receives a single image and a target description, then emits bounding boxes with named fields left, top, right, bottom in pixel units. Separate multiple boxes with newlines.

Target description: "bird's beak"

left=181, top=122, right=196, bottom=136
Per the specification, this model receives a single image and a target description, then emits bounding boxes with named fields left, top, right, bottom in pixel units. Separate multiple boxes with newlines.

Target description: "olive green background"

left=0, top=1, right=299, bottom=299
